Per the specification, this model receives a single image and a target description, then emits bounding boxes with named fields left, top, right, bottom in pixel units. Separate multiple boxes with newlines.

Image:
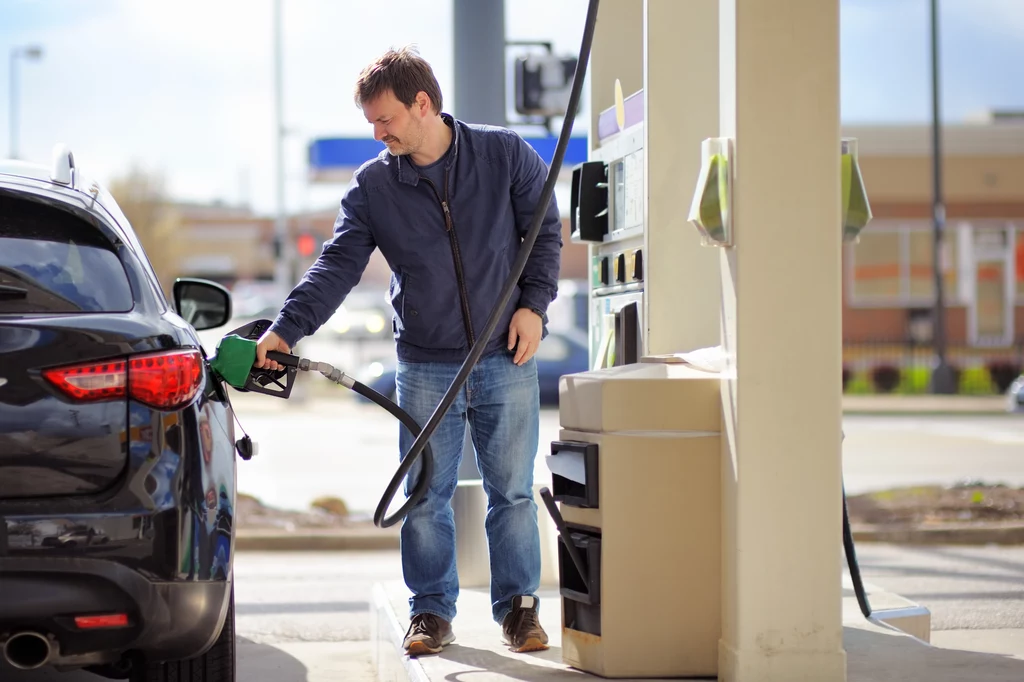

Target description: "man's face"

left=362, top=89, right=428, bottom=156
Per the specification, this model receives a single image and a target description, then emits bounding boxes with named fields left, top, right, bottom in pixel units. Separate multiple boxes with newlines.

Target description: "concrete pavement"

left=372, top=583, right=1024, bottom=682
left=373, top=544, right=1024, bottom=682
left=4, top=545, right=1021, bottom=681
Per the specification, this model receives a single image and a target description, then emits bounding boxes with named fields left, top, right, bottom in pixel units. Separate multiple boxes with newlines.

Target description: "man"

left=254, top=45, right=561, bottom=656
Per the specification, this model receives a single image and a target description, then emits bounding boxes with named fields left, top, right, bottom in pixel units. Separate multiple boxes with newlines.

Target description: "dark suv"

left=1, top=147, right=240, bottom=681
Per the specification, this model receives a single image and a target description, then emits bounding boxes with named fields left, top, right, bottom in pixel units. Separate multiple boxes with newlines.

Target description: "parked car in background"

left=356, top=327, right=590, bottom=406
left=1, top=147, right=240, bottom=681
left=1006, top=373, right=1024, bottom=412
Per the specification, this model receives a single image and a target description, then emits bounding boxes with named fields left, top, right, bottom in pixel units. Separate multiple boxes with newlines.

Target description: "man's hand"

left=508, top=308, right=543, bottom=366
left=254, top=330, right=291, bottom=371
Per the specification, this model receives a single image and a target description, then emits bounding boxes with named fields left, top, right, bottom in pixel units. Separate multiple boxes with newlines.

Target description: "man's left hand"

left=508, top=308, right=543, bottom=366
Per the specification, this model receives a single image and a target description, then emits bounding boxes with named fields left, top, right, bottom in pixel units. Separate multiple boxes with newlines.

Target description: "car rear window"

left=0, top=195, right=134, bottom=314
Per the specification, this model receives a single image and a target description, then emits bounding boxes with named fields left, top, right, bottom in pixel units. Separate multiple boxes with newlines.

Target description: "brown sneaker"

left=501, top=596, right=549, bottom=653
left=403, top=613, right=455, bottom=656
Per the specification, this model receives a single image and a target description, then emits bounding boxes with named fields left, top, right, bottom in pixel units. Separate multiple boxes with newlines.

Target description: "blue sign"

left=308, top=134, right=589, bottom=176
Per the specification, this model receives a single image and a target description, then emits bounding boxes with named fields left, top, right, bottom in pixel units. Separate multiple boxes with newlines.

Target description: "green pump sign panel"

left=841, top=138, right=872, bottom=243
left=688, top=137, right=872, bottom=247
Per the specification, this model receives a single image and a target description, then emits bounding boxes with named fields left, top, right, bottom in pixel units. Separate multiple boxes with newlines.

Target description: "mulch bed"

left=846, top=484, right=1024, bottom=526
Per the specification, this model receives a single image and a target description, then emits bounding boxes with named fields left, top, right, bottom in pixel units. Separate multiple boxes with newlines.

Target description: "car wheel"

left=132, top=587, right=235, bottom=682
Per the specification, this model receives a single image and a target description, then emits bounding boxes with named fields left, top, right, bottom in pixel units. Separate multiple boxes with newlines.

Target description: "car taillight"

left=43, top=359, right=127, bottom=401
left=43, top=349, right=204, bottom=410
left=128, top=349, right=204, bottom=409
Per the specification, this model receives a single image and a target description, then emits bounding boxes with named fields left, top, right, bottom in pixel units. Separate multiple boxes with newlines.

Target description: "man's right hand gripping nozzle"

left=255, top=331, right=291, bottom=372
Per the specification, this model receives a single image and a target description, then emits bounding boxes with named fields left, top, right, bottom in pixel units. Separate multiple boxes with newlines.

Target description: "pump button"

left=615, top=254, right=626, bottom=283
left=631, top=249, right=644, bottom=281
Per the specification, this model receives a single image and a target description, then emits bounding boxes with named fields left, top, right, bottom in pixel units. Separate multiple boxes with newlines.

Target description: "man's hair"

left=354, top=45, right=443, bottom=114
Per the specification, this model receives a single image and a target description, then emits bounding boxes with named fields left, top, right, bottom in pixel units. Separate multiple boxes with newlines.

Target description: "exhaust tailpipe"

left=3, top=631, right=53, bottom=670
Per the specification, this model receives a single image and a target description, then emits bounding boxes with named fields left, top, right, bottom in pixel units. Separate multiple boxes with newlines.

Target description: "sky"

left=1, top=0, right=1022, bottom=218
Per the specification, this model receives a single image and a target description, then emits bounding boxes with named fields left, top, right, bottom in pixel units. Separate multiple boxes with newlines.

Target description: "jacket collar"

left=395, top=113, right=460, bottom=186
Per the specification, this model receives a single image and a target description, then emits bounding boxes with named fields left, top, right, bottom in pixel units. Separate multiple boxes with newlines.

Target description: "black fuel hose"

left=350, top=378, right=435, bottom=523
left=264, top=350, right=435, bottom=524
left=843, top=481, right=872, bottom=618
left=371, top=0, right=602, bottom=528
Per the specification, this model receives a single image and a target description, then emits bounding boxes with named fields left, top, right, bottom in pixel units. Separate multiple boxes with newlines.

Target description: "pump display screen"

left=611, top=151, right=644, bottom=235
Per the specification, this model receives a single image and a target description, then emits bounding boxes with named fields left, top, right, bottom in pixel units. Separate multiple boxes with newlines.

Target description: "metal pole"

left=453, top=0, right=506, bottom=126
left=929, top=0, right=956, bottom=393
left=273, top=0, right=292, bottom=299
left=8, top=46, right=43, bottom=161
left=452, top=0, right=506, bottom=480
left=9, top=50, right=18, bottom=160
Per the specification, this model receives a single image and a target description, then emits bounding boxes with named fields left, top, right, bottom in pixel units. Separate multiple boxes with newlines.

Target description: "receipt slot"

left=544, top=362, right=723, bottom=678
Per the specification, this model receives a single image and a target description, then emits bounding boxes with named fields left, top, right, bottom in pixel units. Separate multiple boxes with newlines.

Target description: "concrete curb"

left=231, top=521, right=1024, bottom=552
left=236, top=527, right=400, bottom=551
left=230, top=486, right=1023, bottom=549
left=852, top=522, right=1024, bottom=546
left=233, top=392, right=1015, bottom=416
left=842, top=395, right=1010, bottom=415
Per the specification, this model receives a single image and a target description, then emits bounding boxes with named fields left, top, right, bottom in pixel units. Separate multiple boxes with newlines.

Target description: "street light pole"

left=272, top=0, right=293, bottom=301
left=928, top=0, right=957, bottom=394
left=8, top=45, right=44, bottom=160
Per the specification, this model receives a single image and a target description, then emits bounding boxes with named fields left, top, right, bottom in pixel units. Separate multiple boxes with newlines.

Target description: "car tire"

left=132, top=587, right=235, bottom=682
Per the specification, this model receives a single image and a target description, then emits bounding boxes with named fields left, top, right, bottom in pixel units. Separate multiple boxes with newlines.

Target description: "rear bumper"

left=0, top=555, right=230, bottom=662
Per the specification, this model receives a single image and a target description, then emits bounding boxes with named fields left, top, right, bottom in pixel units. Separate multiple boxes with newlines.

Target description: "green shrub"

left=899, top=366, right=931, bottom=394
left=960, top=365, right=994, bottom=395
left=845, top=370, right=874, bottom=394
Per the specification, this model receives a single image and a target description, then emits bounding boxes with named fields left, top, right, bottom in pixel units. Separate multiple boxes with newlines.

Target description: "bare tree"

left=108, top=165, right=182, bottom=294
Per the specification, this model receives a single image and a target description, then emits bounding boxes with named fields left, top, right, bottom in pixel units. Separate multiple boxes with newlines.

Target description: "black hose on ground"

left=843, top=482, right=872, bottom=618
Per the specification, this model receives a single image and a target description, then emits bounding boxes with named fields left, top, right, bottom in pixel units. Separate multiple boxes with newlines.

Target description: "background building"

left=843, top=114, right=1024, bottom=393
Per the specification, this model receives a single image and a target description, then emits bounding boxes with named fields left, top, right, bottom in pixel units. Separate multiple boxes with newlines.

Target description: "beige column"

left=587, top=0, right=643, bottom=153
left=643, top=0, right=721, bottom=353
left=717, top=1, right=847, bottom=681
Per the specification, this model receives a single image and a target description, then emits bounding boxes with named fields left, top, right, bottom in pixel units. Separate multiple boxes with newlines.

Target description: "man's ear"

left=415, top=91, right=431, bottom=116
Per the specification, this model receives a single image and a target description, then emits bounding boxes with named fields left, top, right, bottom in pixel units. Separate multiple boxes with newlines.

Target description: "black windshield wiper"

left=0, top=285, right=29, bottom=300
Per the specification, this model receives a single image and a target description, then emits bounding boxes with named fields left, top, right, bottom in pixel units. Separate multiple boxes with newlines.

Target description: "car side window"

left=0, top=196, right=134, bottom=314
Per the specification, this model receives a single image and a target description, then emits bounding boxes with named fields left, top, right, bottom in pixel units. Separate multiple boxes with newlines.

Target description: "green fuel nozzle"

left=210, top=335, right=259, bottom=389
left=210, top=331, right=300, bottom=399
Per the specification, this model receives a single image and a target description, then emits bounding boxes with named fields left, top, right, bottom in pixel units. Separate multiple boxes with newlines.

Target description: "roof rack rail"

left=50, top=143, right=75, bottom=186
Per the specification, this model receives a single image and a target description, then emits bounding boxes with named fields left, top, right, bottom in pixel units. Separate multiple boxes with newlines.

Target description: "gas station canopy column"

left=717, top=0, right=847, bottom=680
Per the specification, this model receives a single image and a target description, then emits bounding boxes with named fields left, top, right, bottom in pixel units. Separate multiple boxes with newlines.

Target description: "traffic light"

left=297, top=233, right=317, bottom=258
left=513, top=53, right=578, bottom=117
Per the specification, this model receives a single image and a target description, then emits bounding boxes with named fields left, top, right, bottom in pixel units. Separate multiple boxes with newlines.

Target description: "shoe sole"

left=405, top=634, right=455, bottom=657
left=509, top=637, right=549, bottom=653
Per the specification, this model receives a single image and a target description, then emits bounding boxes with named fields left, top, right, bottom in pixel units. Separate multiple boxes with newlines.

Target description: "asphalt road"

left=223, top=393, right=1024, bottom=515
left=841, top=414, right=1024, bottom=495
left=5, top=544, right=1021, bottom=681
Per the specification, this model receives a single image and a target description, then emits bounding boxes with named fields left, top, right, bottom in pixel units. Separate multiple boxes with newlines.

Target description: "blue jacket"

left=269, top=114, right=563, bottom=363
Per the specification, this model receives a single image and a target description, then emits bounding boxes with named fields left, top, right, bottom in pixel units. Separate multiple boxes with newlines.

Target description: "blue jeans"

left=396, top=352, right=541, bottom=625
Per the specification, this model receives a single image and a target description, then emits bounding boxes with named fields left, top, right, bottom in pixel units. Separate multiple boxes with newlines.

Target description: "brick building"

left=843, top=119, right=1024, bottom=349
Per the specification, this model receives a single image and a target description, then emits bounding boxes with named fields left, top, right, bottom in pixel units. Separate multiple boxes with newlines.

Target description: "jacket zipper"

left=422, top=175, right=476, bottom=347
